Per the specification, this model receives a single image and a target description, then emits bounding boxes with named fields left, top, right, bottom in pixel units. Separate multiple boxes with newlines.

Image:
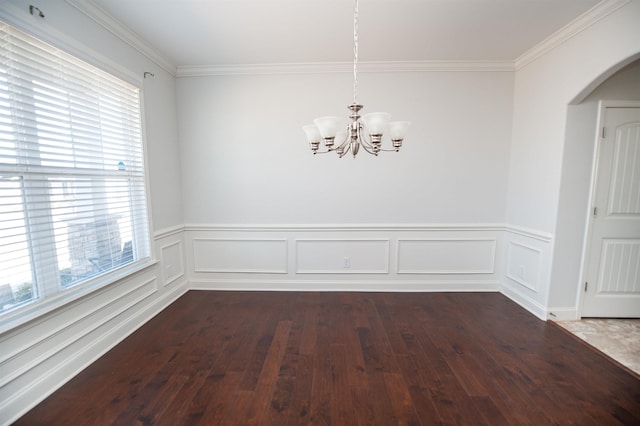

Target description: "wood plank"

left=329, top=344, right=354, bottom=424
left=195, top=371, right=243, bottom=425
left=383, top=371, right=422, bottom=425
left=244, top=320, right=292, bottom=425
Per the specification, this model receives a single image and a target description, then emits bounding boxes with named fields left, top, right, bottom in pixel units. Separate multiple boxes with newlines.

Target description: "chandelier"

left=303, top=0, right=410, bottom=158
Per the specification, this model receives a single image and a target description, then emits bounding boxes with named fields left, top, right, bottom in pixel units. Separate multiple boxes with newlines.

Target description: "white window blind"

left=0, top=21, right=151, bottom=320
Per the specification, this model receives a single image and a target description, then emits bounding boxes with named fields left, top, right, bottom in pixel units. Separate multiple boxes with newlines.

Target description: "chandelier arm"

left=335, top=129, right=351, bottom=152
left=359, top=141, right=377, bottom=155
left=357, top=129, right=376, bottom=150
left=356, top=134, right=378, bottom=155
left=338, top=143, right=352, bottom=158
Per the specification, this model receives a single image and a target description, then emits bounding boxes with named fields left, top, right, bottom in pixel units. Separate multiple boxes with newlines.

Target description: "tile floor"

left=555, top=318, right=640, bottom=376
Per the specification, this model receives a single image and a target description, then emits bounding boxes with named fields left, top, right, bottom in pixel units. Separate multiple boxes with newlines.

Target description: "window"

left=0, top=21, right=151, bottom=323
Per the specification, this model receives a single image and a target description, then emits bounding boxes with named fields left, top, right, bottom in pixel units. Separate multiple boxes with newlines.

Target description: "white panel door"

left=583, top=106, right=640, bottom=317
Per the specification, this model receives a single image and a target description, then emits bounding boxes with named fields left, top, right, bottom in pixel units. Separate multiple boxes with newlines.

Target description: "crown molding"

left=514, top=0, right=631, bottom=70
left=176, top=60, right=515, bottom=77
left=64, top=0, right=176, bottom=76
left=63, top=0, right=628, bottom=77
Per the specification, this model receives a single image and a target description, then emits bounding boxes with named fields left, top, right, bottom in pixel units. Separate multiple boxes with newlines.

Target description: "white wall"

left=0, top=1, right=187, bottom=423
left=507, top=0, right=640, bottom=233
left=502, top=0, right=640, bottom=318
left=176, top=68, right=514, bottom=295
left=178, top=70, right=513, bottom=225
left=144, top=69, right=184, bottom=231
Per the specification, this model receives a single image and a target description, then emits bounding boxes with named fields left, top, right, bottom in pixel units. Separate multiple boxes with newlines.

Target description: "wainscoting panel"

left=501, top=225, right=553, bottom=320
left=397, top=238, right=496, bottom=274
left=296, top=239, right=390, bottom=274
left=505, top=241, right=541, bottom=291
left=192, top=238, right=288, bottom=274
left=160, top=240, right=185, bottom=286
left=185, top=224, right=504, bottom=292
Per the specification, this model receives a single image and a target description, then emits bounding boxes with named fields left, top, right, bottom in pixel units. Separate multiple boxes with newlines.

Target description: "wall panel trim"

left=295, top=238, right=390, bottom=274
left=192, top=238, right=288, bottom=274
left=397, top=238, right=496, bottom=274
left=160, top=240, right=185, bottom=286
left=505, top=241, right=542, bottom=291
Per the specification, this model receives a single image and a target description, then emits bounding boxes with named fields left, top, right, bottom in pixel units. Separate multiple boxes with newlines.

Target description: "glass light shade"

left=313, top=116, right=342, bottom=139
left=388, top=121, right=411, bottom=140
left=362, top=112, right=391, bottom=135
left=334, top=129, right=348, bottom=145
left=302, top=124, right=321, bottom=142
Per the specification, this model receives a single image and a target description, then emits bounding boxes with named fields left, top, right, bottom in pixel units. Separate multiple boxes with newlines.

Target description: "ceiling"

left=89, top=0, right=602, bottom=68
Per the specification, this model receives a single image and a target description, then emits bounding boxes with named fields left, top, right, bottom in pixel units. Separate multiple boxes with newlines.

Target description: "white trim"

left=190, top=278, right=500, bottom=293
left=505, top=241, right=542, bottom=291
left=154, top=224, right=186, bottom=240
left=185, top=223, right=548, bottom=239
left=295, top=238, right=391, bottom=275
left=0, top=260, right=157, bottom=335
left=504, top=224, right=554, bottom=242
left=500, top=281, right=548, bottom=321
left=64, top=0, right=176, bottom=76
left=547, top=308, right=579, bottom=321
left=159, top=240, right=185, bottom=287
left=184, top=223, right=506, bottom=233
left=0, top=277, right=158, bottom=389
left=191, top=238, right=289, bottom=274
left=176, top=60, right=514, bottom=77
left=514, top=0, right=631, bottom=70
left=396, top=238, right=497, bottom=275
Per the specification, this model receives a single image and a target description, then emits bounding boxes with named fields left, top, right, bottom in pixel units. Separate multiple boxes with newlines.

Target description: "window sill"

left=0, top=258, right=158, bottom=335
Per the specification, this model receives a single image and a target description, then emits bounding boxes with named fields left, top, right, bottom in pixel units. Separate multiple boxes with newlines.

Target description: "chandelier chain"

left=353, top=0, right=358, bottom=105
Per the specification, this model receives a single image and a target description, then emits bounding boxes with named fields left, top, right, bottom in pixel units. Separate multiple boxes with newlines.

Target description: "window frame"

left=0, top=15, right=156, bottom=334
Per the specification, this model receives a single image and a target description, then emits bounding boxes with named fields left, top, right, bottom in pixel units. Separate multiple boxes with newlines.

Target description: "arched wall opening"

left=549, top=56, right=640, bottom=317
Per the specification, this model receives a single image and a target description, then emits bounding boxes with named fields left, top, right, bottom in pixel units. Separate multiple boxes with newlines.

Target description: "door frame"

left=576, top=99, right=640, bottom=318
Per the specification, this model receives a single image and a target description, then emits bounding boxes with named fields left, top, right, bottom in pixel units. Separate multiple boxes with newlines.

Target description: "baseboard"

left=189, top=278, right=501, bottom=292
left=499, top=282, right=548, bottom=321
left=546, top=307, right=579, bottom=321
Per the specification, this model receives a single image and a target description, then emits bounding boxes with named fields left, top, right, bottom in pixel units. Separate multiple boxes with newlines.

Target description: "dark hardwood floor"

left=15, top=291, right=640, bottom=425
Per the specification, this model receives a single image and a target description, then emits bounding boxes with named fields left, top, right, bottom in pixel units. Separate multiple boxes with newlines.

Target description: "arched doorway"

left=551, top=56, right=640, bottom=318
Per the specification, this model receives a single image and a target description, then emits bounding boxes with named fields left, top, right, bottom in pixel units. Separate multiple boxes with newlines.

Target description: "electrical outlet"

left=343, top=257, right=351, bottom=269
left=518, top=265, right=525, bottom=279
